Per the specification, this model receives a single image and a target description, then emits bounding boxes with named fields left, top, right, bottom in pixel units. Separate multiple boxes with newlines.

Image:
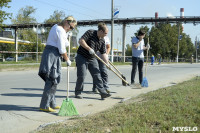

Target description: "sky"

left=2, top=0, right=200, bottom=50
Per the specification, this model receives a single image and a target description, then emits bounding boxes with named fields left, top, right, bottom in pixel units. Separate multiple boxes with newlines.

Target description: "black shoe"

left=75, top=95, right=83, bottom=99
left=100, top=93, right=111, bottom=100
left=106, top=89, right=110, bottom=94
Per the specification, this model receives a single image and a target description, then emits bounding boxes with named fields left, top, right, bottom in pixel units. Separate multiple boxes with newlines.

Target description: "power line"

left=33, top=0, right=97, bottom=19
left=62, top=0, right=110, bottom=18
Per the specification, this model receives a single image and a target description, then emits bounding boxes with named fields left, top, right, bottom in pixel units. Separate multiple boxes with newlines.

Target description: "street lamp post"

left=111, top=0, right=114, bottom=62
left=176, top=23, right=180, bottom=63
left=195, top=34, right=200, bottom=63
left=195, top=36, right=198, bottom=63
left=36, top=24, right=38, bottom=62
left=33, top=24, right=45, bottom=62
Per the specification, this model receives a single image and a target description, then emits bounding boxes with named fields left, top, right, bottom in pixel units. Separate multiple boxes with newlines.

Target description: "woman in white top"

left=39, top=16, right=77, bottom=112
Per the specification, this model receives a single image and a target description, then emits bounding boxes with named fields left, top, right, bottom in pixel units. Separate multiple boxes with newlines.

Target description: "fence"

left=0, top=51, right=198, bottom=63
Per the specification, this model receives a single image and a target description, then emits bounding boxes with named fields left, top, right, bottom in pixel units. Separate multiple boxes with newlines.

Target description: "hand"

left=67, top=32, right=73, bottom=38
left=147, top=44, right=150, bottom=50
left=89, top=48, right=95, bottom=55
left=66, top=59, right=71, bottom=66
left=67, top=32, right=73, bottom=40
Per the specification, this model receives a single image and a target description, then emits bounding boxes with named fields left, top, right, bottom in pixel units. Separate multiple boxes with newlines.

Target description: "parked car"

left=5, top=56, right=25, bottom=61
left=6, top=57, right=14, bottom=61
left=18, top=56, right=25, bottom=61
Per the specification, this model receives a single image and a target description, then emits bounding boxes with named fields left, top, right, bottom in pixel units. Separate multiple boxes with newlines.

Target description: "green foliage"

left=0, top=43, right=15, bottom=58
left=0, top=0, right=12, bottom=27
left=125, top=43, right=132, bottom=56
left=1, top=6, right=46, bottom=59
left=44, top=10, right=66, bottom=24
left=127, top=23, right=196, bottom=60
left=11, top=6, right=37, bottom=24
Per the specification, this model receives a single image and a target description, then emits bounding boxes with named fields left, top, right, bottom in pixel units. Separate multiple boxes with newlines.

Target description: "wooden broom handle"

left=67, top=35, right=71, bottom=99
left=145, top=38, right=149, bottom=77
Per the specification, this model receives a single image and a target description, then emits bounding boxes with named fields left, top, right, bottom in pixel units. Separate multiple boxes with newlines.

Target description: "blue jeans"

left=75, top=54, right=106, bottom=95
left=131, top=57, right=144, bottom=84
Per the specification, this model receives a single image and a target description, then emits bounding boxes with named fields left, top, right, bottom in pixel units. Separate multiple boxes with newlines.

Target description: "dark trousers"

left=75, top=54, right=106, bottom=95
left=92, top=59, right=109, bottom=91
left=131, top=57, right=144, bottom=84
left=40, top=78, right=57, bottom=109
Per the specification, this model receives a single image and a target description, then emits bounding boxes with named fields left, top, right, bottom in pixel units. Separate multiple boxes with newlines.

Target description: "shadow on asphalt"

left=0, top=104, right=40, bottom=111
left=69, top=82, right=122, bottom=86
left=1, top=93, right=74, bottom=99
left=82, top=91, right=117, bottom=94
left=10, top=88, right=67, bottom=92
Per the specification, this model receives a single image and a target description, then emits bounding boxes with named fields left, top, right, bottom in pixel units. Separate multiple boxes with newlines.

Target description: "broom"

left=141, top=37, right=149, bottom=87
left=58, top=33, right=79, bottom=116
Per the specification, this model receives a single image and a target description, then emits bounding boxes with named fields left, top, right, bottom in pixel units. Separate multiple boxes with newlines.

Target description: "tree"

left=11, top=6, right=45, bottom=59
left=128, top=23, right=195, bottom=62
left=125, top=43, right=132, bottom=56
left=44, top=10, right=66, bottom=24
left=148, top=23, right=195, bottom=60
left=11, top=6, right=37, bottom=24
left=0, top=0, right=12, bottom=27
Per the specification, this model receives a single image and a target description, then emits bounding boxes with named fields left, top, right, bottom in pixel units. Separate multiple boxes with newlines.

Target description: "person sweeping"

left=38, top=16, right=77, bottom=112
left=131, top=30, right=150, bottom=88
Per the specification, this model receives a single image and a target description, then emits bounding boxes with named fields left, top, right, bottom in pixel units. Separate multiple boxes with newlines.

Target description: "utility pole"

left=14, top=28, right=18, bottom=62
left=36, top=24, right=39, bottom=62
left=176, top=23, right=180, bottom=63
left=111, top=0, right=114, bottom=62
left=196, top=36, right=198, bottom=63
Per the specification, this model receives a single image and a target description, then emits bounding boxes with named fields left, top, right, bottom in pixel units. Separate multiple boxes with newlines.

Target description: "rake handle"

left=94, top=53, right=129, bottom=85
left=108, top=60, right=122, bottom=75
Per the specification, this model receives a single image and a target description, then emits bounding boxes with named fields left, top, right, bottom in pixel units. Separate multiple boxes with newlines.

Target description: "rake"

left=108, top=60, right=127, bottom=86
left=94, top=53, right=129, bottom=86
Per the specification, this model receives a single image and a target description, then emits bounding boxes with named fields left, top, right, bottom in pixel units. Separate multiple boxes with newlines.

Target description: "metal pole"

left=122, top=23, right=126, bottom=62
left=36, top=24, right=38, bottom=62
left=111, top=0, right=114, bottom=62
left=15, top=28, right=18, bottom=62
left=176, top=23, right=180, bottom=63
left=196, top=36, right=198, bottom=63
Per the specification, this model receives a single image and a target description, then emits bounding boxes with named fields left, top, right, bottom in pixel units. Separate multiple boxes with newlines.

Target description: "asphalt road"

left=0, top=63, right=199, bottom=133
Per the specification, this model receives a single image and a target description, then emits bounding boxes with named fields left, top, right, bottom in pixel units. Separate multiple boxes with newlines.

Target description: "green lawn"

left=37, top=77, right=200, bottom=133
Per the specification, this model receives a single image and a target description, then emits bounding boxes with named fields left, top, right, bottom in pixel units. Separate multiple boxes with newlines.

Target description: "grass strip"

left=0, top=62, right=131, bottom=72
left=37, top=77, right=200, bottom=133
